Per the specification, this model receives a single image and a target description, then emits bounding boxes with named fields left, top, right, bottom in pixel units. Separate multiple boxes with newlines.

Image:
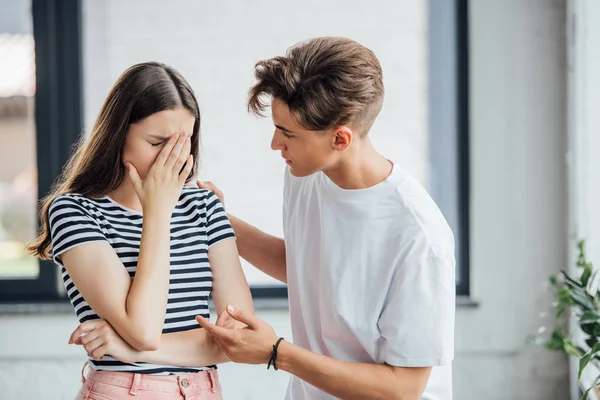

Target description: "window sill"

left=0, top=295, right=476, bottom=315
left=0, top=298, right=291, bottom=315
left=0, top=301, right=72, bottom=315
left=456, top=295, right=479, bottom=308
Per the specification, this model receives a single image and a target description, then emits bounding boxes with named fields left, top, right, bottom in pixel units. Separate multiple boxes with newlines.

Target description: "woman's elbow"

left=388, top=390, right=422, bottom=400
left=132, top=340, right=159, bottom=352
left=396, top=394, right=421, bottom=400
left=129, top=330, right=161, bottom=351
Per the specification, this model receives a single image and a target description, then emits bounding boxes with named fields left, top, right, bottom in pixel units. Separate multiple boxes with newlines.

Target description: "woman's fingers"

left=164, top=133, right=189, bottom=171
left=172, top=135, right=191, bottom=176
left=152, top=132, right=180, bottom=169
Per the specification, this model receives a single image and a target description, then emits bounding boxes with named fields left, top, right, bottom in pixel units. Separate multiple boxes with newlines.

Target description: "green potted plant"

left=530, top=241, right=600, bottom=399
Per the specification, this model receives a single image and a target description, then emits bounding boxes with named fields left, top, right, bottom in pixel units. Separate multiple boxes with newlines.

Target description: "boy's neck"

left=323, top=138, right=393, bottom=190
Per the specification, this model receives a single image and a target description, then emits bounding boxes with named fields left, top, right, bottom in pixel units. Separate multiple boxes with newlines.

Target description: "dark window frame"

left=456, top=0, right=471, bottom=297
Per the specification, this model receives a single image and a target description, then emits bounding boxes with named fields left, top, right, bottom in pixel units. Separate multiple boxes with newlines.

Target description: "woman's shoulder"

left=180, top=186, right=218, bottom=205
left=49, top=193, right=104, bottom=218
left=50, top=192, right=87, bottom=209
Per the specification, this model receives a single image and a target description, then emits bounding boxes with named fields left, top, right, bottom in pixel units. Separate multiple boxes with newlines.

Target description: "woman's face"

left=123, top=107, right=196, bottom=180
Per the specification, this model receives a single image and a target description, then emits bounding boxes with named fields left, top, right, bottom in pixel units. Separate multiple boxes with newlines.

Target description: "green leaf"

left=580, top=311, right=600, bottom=324
left=578, top=241, right=587, bottom=267
left=578, top=343, right=600, bottom=380
left=577, top=241, right=594, bottom=287
left=566, top=340, right=585, bottom=358
left=580, top=322, right=600, bottom=337
left=585, top=337, right=598, bottom=349
left=563, top=271, right=584, bottom=288
left=581, top=386, right=594, bottom=400
left=589, top=342, right=600, bottom=355
left=582, top=268, right=592, bottom=287
left=558, top=288, right=577, bottom=306
left=580, top=382, right=600, bottom=400
left=570, top=290, right=596, bottom=311
left=545, top=329, right=565, bottom=351
left=580, top=354, right=593, bottom=380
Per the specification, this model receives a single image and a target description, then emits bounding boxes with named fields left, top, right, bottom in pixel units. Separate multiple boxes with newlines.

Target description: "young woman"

left=28, top=62, right=253, bottom=399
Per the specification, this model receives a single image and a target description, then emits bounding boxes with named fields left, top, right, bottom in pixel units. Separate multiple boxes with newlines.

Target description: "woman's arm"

left=65, top=132, right=193, bottom=351
left=137, top=238, right=253, bottom=364
left=209, top=237, right=255, bottom=324
left=72, top=238, right=252, bottom=366
left=71, top=311, right=234, bottom=367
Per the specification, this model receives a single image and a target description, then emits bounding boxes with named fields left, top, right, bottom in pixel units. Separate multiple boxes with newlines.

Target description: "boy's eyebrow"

left=275, top=124, right=295, bottom=133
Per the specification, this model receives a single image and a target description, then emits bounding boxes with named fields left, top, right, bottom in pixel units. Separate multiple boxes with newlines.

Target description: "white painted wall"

left=0, top=0, right=578, bottom=399
left=453, top=0, right=570, bottom=398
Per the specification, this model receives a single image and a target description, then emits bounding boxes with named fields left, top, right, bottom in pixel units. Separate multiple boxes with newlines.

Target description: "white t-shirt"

left=282, top=164, right=455, bottom=400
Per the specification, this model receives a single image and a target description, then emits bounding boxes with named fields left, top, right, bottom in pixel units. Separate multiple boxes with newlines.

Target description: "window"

left=429, top=0, right=471, bottom=296
left=1, top=0, right=470, bottom=303
left=0, top=0, right=83, bottom=302
left=0, top=10, right=37, bottom=280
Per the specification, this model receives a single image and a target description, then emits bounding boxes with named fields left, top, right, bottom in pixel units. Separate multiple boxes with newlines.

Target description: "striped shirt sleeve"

left=48, top=196, right=107, bottom=265
left=205, top=191, right=235, bottom=247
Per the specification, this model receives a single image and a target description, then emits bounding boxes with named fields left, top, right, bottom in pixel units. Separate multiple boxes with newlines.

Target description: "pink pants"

left=76, top=363, right=223, bottom=400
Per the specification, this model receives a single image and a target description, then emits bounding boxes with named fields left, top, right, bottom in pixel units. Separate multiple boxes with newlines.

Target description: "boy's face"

left=270, top=98, right=340, bottom=177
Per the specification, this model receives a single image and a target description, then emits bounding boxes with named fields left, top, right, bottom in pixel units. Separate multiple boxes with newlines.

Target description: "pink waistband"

left=82, top=363, right=219, bottom=394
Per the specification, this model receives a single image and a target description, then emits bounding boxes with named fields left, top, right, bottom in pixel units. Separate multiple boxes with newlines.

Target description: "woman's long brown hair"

left=27, top=62, right=201, bottom=259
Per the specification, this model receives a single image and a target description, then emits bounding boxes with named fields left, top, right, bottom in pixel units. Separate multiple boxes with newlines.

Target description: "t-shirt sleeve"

left=205, top=191, right=236, bottom=247
left=378, top=252, right=456, bottom=367
left=282, top=167, right=292, bottom=236
left=48, top=196, right=107, bottom=266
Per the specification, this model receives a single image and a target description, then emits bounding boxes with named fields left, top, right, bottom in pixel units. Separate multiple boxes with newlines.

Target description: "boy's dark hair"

left=248, top=37, right=384, bottom=136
